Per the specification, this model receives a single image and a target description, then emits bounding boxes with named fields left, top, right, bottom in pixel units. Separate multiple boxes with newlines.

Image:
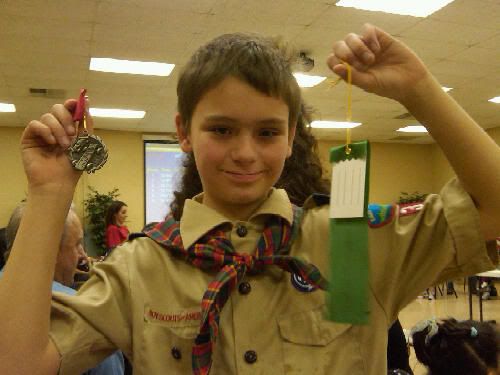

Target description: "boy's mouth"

left=224, top=170, right=264, bottom=182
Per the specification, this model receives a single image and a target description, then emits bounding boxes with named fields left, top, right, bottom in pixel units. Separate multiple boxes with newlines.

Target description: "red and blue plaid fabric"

left=143, top=206, right=329, bottom=375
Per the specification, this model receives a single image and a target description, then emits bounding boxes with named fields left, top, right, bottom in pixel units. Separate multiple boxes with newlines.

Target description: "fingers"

left=64, top=97, right=94, bottom=133
left=51, top=103, right=76, bottom=137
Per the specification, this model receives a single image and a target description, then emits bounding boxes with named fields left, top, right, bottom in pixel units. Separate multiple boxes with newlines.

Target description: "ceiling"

left=0, top=0, right=498, bottom=143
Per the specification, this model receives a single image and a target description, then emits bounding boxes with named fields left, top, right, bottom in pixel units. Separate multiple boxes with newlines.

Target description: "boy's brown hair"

left=177, top=33, right=301, bottom=130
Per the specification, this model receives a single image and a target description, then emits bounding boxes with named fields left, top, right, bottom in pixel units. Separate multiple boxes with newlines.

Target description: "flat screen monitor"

left=144, top=141, right=184, bottom=224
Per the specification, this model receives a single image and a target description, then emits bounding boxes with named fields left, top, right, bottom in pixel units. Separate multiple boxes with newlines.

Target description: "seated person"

left=411, top=318, right=499, bottom=375
left=1, top=204, right=125, bottom=375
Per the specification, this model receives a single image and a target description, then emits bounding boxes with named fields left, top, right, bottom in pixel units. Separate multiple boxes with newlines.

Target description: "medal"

left=68, top=89, right=108, bottom=174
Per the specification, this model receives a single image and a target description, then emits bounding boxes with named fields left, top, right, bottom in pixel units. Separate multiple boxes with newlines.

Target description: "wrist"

left=399, top=72, right=443, bottom=111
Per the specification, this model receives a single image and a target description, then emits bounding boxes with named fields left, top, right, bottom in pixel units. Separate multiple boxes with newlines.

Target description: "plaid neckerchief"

left=143, top=205, right=329, bottom=375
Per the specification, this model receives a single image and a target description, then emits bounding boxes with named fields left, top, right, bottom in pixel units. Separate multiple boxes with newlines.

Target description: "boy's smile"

left=176, top=76, right=296, bottom=221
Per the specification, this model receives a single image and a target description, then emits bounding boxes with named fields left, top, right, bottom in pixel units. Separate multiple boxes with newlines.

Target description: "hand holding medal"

left=68, top=89, right=108, bottom=173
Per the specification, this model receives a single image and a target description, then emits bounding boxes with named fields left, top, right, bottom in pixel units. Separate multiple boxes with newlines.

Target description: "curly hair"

left=412, top=318, right=499, bottom=375
left=169, top=102, right=329, bottom=220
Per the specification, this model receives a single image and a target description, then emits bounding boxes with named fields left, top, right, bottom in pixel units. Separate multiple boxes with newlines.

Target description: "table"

left=468, top=269, right=500, bottom=322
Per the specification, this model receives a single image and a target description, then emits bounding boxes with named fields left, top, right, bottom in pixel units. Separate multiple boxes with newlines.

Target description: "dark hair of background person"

left=169, top=102, right=330, bottom=220
left=176, top=33, right=301, bottom=132
left=105, top=201, right=127, bottom=228
left=412, top=318, right=499, bottom=375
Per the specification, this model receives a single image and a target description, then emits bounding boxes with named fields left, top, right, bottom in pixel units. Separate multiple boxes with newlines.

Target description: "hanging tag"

left=328, top=140, right=370, bottom=325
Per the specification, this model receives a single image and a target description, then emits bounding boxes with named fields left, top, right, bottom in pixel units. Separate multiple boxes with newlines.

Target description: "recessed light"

left=488, top=96, right=500, bottom=104
left=89, top=108, right=146, bottom=119
left=442, top=86, right=453, bottom=92
left=397, top=125, right=428, bottom=133
left=335, top=0, right=455, bottom=17
left=310, top=121, right=362, bottom=129
left=0, top=103, right=16, bottom=112
left=90, top=58, right=175, bottom=76
left=293, top=73, right=326, bottom=88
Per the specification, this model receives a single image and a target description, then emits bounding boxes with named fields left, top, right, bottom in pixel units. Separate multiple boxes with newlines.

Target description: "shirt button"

left=244, top=350, right=257, bottom=364
left=238, top=281, right=251, bottom=295
left=236, top=224, right=248, bottom=237
left=171, top=347, right=182, bottom=360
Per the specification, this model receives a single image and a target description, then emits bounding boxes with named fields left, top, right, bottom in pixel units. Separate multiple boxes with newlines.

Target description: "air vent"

left=389, top=136, right=420, bottom=141
left=29, top=88, right=67, bottom=98
left=393, top=112, right=414, bottom=120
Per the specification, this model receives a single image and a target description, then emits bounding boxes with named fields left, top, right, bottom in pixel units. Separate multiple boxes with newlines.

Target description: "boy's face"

left=176, top=76, right=295, bottom=220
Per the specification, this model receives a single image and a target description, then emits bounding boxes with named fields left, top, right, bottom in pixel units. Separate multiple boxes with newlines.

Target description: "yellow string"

left=345, top=63, right=352, bottom=155
left=327, top=62, right=353, bottom=155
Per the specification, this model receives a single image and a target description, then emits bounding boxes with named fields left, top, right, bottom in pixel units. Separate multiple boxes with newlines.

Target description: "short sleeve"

left=370, top=178, right=498, bottom=322
left=49, top=247, right=133, bottom=374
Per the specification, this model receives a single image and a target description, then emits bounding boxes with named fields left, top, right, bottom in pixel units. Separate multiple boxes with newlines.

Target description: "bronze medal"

left=68, top=131, right=108, bottom=173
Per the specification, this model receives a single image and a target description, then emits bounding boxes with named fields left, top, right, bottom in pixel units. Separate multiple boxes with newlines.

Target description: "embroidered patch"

left=291, top=273, right=318, bottom=292
left=367, top=204, right=395, bottom=228
left=398, top=202, right=424, bottom=217
left=146, top=308, right=201, bottom=325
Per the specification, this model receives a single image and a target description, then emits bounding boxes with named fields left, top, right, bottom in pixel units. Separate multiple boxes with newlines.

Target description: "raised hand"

left=21, top=99, right=93, bottom=192
left=327, top=24, right=431, bottom=105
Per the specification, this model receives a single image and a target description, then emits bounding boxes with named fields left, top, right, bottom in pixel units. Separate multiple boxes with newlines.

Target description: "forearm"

left=402, top=74, right=500, bottom=237
left=0, top=188, right=73, bottom=371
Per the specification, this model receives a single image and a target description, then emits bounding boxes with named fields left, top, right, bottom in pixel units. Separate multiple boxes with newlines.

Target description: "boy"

left=0, top=24, right=498, bottom=374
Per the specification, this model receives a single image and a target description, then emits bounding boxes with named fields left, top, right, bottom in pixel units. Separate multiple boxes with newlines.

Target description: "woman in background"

left=105, top=201, right=129, bottom=251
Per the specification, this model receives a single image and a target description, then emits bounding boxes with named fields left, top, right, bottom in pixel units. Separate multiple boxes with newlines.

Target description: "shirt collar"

left=180, top=188, right=293, bottom=249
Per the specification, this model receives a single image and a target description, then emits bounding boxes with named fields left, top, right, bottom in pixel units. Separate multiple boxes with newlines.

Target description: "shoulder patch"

left=398, top=202, right=424, bottom=217
left=367, top=204, right=395, bottom=228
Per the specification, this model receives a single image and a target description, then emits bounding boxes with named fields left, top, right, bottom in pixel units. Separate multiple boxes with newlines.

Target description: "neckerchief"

left=143, top=205, right=329, bottom=374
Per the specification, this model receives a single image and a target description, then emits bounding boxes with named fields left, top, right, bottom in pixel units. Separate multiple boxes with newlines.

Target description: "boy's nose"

left=230, top=135, right=257, bottom=163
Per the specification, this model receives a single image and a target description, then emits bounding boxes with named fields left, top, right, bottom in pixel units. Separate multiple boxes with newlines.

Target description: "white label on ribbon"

left=330, top=158, right=366, bottom=218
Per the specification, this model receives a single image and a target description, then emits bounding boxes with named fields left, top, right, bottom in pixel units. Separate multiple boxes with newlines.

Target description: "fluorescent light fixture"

left=488, top=96, right=500, bottom=104
left=442, top=86, right=453, bottom=92
left=293, top=73, right=326, bottom=88
left=89, top=108, right=146, bottom=119
left=0, top=103, right=16, bottom=112
left=397, top=125, right=428, bottom=133
left=335, top=0, right=455, bottom=17
left=90, top=57, right=175, bottom=76
left=310, top=120, right=362, bottom=129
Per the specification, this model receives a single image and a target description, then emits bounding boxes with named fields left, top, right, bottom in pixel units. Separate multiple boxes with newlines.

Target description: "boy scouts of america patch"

left=291, top=273, right=318, bottom=292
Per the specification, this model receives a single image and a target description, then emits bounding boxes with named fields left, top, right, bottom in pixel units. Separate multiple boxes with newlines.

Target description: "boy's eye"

left=260, top=129, right=279, bottom=137
left=210, top=127, right=231, bottom=136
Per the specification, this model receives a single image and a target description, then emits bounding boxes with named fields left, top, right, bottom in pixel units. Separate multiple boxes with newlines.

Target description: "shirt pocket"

left=140, top=307, right=201, bottom=374
left=277, top=305, right=364, bottom=374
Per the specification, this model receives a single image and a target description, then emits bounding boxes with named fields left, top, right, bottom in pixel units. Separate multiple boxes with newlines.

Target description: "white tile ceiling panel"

left=397, top=37, right=466, bottom=65
left=0, top=15, right=93, bottom=41
left=429, top=0, right=500, bottom=28
left=1, top=0, right=98, bottom=22
left=449, top=46, right=500, bottom=67
left=400, top=18, right=497, bottom=46
left=0, top=37, right=90, bottom=62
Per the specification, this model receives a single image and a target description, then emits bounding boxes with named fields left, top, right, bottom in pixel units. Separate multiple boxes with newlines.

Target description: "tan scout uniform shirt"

left=49, top=179, right=497, bottom=374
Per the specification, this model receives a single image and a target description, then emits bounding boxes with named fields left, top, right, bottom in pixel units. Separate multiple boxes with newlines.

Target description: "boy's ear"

left=286, top=123, right=296, bottom=158
left=175, top=113, right=192, bottom=152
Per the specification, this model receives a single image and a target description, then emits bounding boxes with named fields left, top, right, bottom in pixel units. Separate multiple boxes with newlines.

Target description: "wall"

left=1, top=125, right=498, bottom=232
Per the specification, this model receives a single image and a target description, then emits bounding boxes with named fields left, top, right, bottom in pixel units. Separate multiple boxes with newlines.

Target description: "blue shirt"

left=0, top=270, right=124, bottom=375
